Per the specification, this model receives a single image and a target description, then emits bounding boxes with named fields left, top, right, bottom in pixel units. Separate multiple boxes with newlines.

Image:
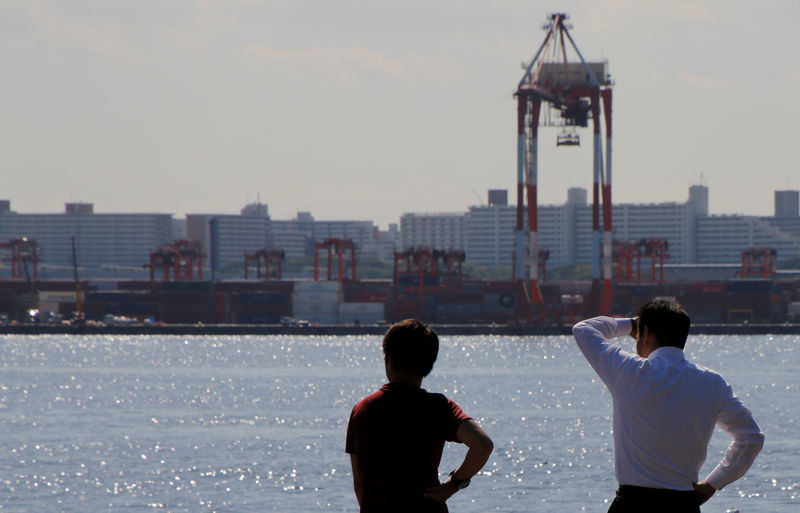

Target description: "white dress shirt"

left=573, top=316, right=764, bottom=491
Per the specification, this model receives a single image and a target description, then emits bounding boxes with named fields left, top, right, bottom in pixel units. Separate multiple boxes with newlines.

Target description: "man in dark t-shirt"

left=346, top=319, right=493, bottom=513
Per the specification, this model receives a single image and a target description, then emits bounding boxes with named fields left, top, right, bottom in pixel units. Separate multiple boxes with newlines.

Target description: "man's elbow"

left=737, top=431, right=765, bottom=458
left=753, top=431, right=765, bottom=452
left=475, top=432, right=494, bottom=457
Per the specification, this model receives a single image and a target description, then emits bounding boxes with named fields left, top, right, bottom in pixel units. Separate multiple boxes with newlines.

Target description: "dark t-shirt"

left=346, top=383, right=470, bottom=513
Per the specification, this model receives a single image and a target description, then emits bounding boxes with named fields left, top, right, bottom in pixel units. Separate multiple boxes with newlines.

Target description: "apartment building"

left=186, top=202, right=271, bottom=274
left=399, top=212, right=466, bottom=251
left=0, top=202, right=172, bottom=271
left=401, top=185, right=800, bottom=269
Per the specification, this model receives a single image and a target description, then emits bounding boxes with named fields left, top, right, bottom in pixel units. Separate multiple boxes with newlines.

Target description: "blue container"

left=726, top=280, right=772, bottom=293
left=162, top=281, right=212, bottom=292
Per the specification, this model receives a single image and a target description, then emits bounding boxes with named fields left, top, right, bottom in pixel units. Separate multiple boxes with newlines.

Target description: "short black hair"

left=382, top=319, right=439, bottom=377
left=638, top=298, right=691, bottom=349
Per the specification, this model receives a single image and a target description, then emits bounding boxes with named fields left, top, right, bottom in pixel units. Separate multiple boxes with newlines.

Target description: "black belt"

left=617, top=485, right=696, bottom=498
left=613, top=485, right=700, bottom=513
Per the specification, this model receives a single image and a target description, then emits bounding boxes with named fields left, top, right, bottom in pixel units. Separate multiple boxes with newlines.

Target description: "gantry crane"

left=313, top=238, right=357, bottom=282
left=244, top=249, right=285, bottom=280
left=146, top=240, right=205, bottom=282
left=0, top=237, right=40, bottom=279
left=739, top=247, right=777, bottom=279
left=514, top=12, right=614, bottom=315
left=614, top=239, right=670, bottom=284
left=392, top=247, right=465, bottom=320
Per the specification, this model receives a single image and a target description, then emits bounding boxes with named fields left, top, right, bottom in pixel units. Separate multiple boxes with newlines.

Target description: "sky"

left=1, top=0, right=799, bottom=229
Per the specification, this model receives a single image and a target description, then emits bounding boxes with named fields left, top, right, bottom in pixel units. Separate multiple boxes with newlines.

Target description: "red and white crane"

left=514, top=13, right=614, bottom=315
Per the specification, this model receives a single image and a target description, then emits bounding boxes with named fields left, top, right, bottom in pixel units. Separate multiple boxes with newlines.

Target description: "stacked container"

left=338, top=302, right=385, bottom=325
left=292, top=280, right=342, bottom=325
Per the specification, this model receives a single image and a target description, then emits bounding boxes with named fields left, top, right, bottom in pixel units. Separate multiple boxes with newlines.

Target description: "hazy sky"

left=2, top=0, right=798, bottom=228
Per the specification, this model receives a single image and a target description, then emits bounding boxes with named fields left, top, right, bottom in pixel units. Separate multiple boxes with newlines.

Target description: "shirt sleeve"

left=572, top=316, right=636, bottom=391
left=345, top=406, right=358, bottom=454
left=444, top=397, right=471, bottom=442
left=704, top=385, right=765, bottom=490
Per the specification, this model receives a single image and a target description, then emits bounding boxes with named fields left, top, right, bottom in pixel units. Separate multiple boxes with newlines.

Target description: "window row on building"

left=400, top=186, right=800, bottom=268
left=1, top=187, right=799, bottom=278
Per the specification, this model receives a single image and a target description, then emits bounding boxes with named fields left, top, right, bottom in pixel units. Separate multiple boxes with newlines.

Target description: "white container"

left=293, top=290, right=342, bottom=303
left=339, top=302, right=384, bottom=315
left=338, top=302, right=384, bottom=324
left=293, top=280, right=343, bottom=293
left=39, top=291, right=81, bottom=303
left=293, top=300, right=339, bottom=316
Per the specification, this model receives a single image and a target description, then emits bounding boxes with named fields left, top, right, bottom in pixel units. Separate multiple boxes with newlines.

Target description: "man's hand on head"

left=629, top=317, right=639, bottom=340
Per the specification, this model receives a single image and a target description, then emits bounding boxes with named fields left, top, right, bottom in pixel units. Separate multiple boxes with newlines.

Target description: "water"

left=1, top=333, right=797, bottom=512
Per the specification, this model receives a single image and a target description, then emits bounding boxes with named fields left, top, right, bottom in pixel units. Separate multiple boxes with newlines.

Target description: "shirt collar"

left=382, top=382, right=424, bottom=392
left=647, top=345, right=686, bottom=364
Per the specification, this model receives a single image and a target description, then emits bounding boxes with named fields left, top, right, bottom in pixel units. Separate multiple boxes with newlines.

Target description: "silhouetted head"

left=382, top=319, right=439, bottom=377
left=638, top=298, right=691, bottom=350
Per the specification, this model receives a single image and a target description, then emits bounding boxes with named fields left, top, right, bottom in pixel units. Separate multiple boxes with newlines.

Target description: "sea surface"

left=0, top=333, right=797, bottom=513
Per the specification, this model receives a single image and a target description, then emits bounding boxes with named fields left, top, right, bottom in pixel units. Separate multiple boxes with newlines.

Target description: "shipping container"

left=86, top=292, right=143, bottom=303
left=238, top=291, right=290, bottom=304
left=345, top=292, right=390, bottom=303
left=237, top=303, right=292, bottom=316
left=293, top=290, right=342, bottom=303
left=237, top=313, right=281, bottom=324
left=107, top=303, right=158, bottom=316
left=38, top=291, right=82, bottom=303
left=435, top=303, right=483, bottom=323
left=161, top=281, right=213, bottom=292
left=338, top=302, right=385, bottom=324
left=160, top=303, right=212, bottom=324
left=437, top=292, right=484, bottom=305
left=688, top=282, right=726, bottom=293
left=726, top=280, right=773, bottom=293
left=293, top=280, right=343, bottom=293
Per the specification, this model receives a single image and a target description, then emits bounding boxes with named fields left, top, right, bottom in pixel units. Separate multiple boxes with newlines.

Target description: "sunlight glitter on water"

left=0, top=333, right=797, bottom=512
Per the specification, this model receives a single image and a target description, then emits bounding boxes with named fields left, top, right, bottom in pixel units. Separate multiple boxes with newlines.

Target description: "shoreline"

left=2, top=323, right=799, bottom=336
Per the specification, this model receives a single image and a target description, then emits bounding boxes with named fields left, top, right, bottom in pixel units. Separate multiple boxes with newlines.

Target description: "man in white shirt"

left=573, top=298, right=764, bottom=512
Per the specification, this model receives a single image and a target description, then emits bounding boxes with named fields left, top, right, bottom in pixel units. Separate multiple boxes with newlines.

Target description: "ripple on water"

left=0, top=334, right=796, bottom=512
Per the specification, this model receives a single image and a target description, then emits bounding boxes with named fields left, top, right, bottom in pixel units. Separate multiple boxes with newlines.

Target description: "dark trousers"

left=608, top=485, right=701, bottom=513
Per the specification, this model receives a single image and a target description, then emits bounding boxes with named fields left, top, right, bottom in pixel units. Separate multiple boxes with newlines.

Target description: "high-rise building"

left=399, top=212, right=465, bottom=251
left=464, top=204, right=517, bottom=268
left=416, top=185, right=800, bottom=270
left=186, top=209, right=270, bottom=275
left=0, top=202, right=173, bottom=272
left=775, top=190, right=799, bottom=218
left=696, top=215, right=800, bottom=264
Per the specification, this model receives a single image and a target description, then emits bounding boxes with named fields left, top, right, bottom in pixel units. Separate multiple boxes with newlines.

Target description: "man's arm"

left=572, top=316, right=635, bottom=390
left=422, top=419, right=493, bottom=502
left=349, top=453, right=362, bottom=507
left=703, top=387, right=765, bottom=491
